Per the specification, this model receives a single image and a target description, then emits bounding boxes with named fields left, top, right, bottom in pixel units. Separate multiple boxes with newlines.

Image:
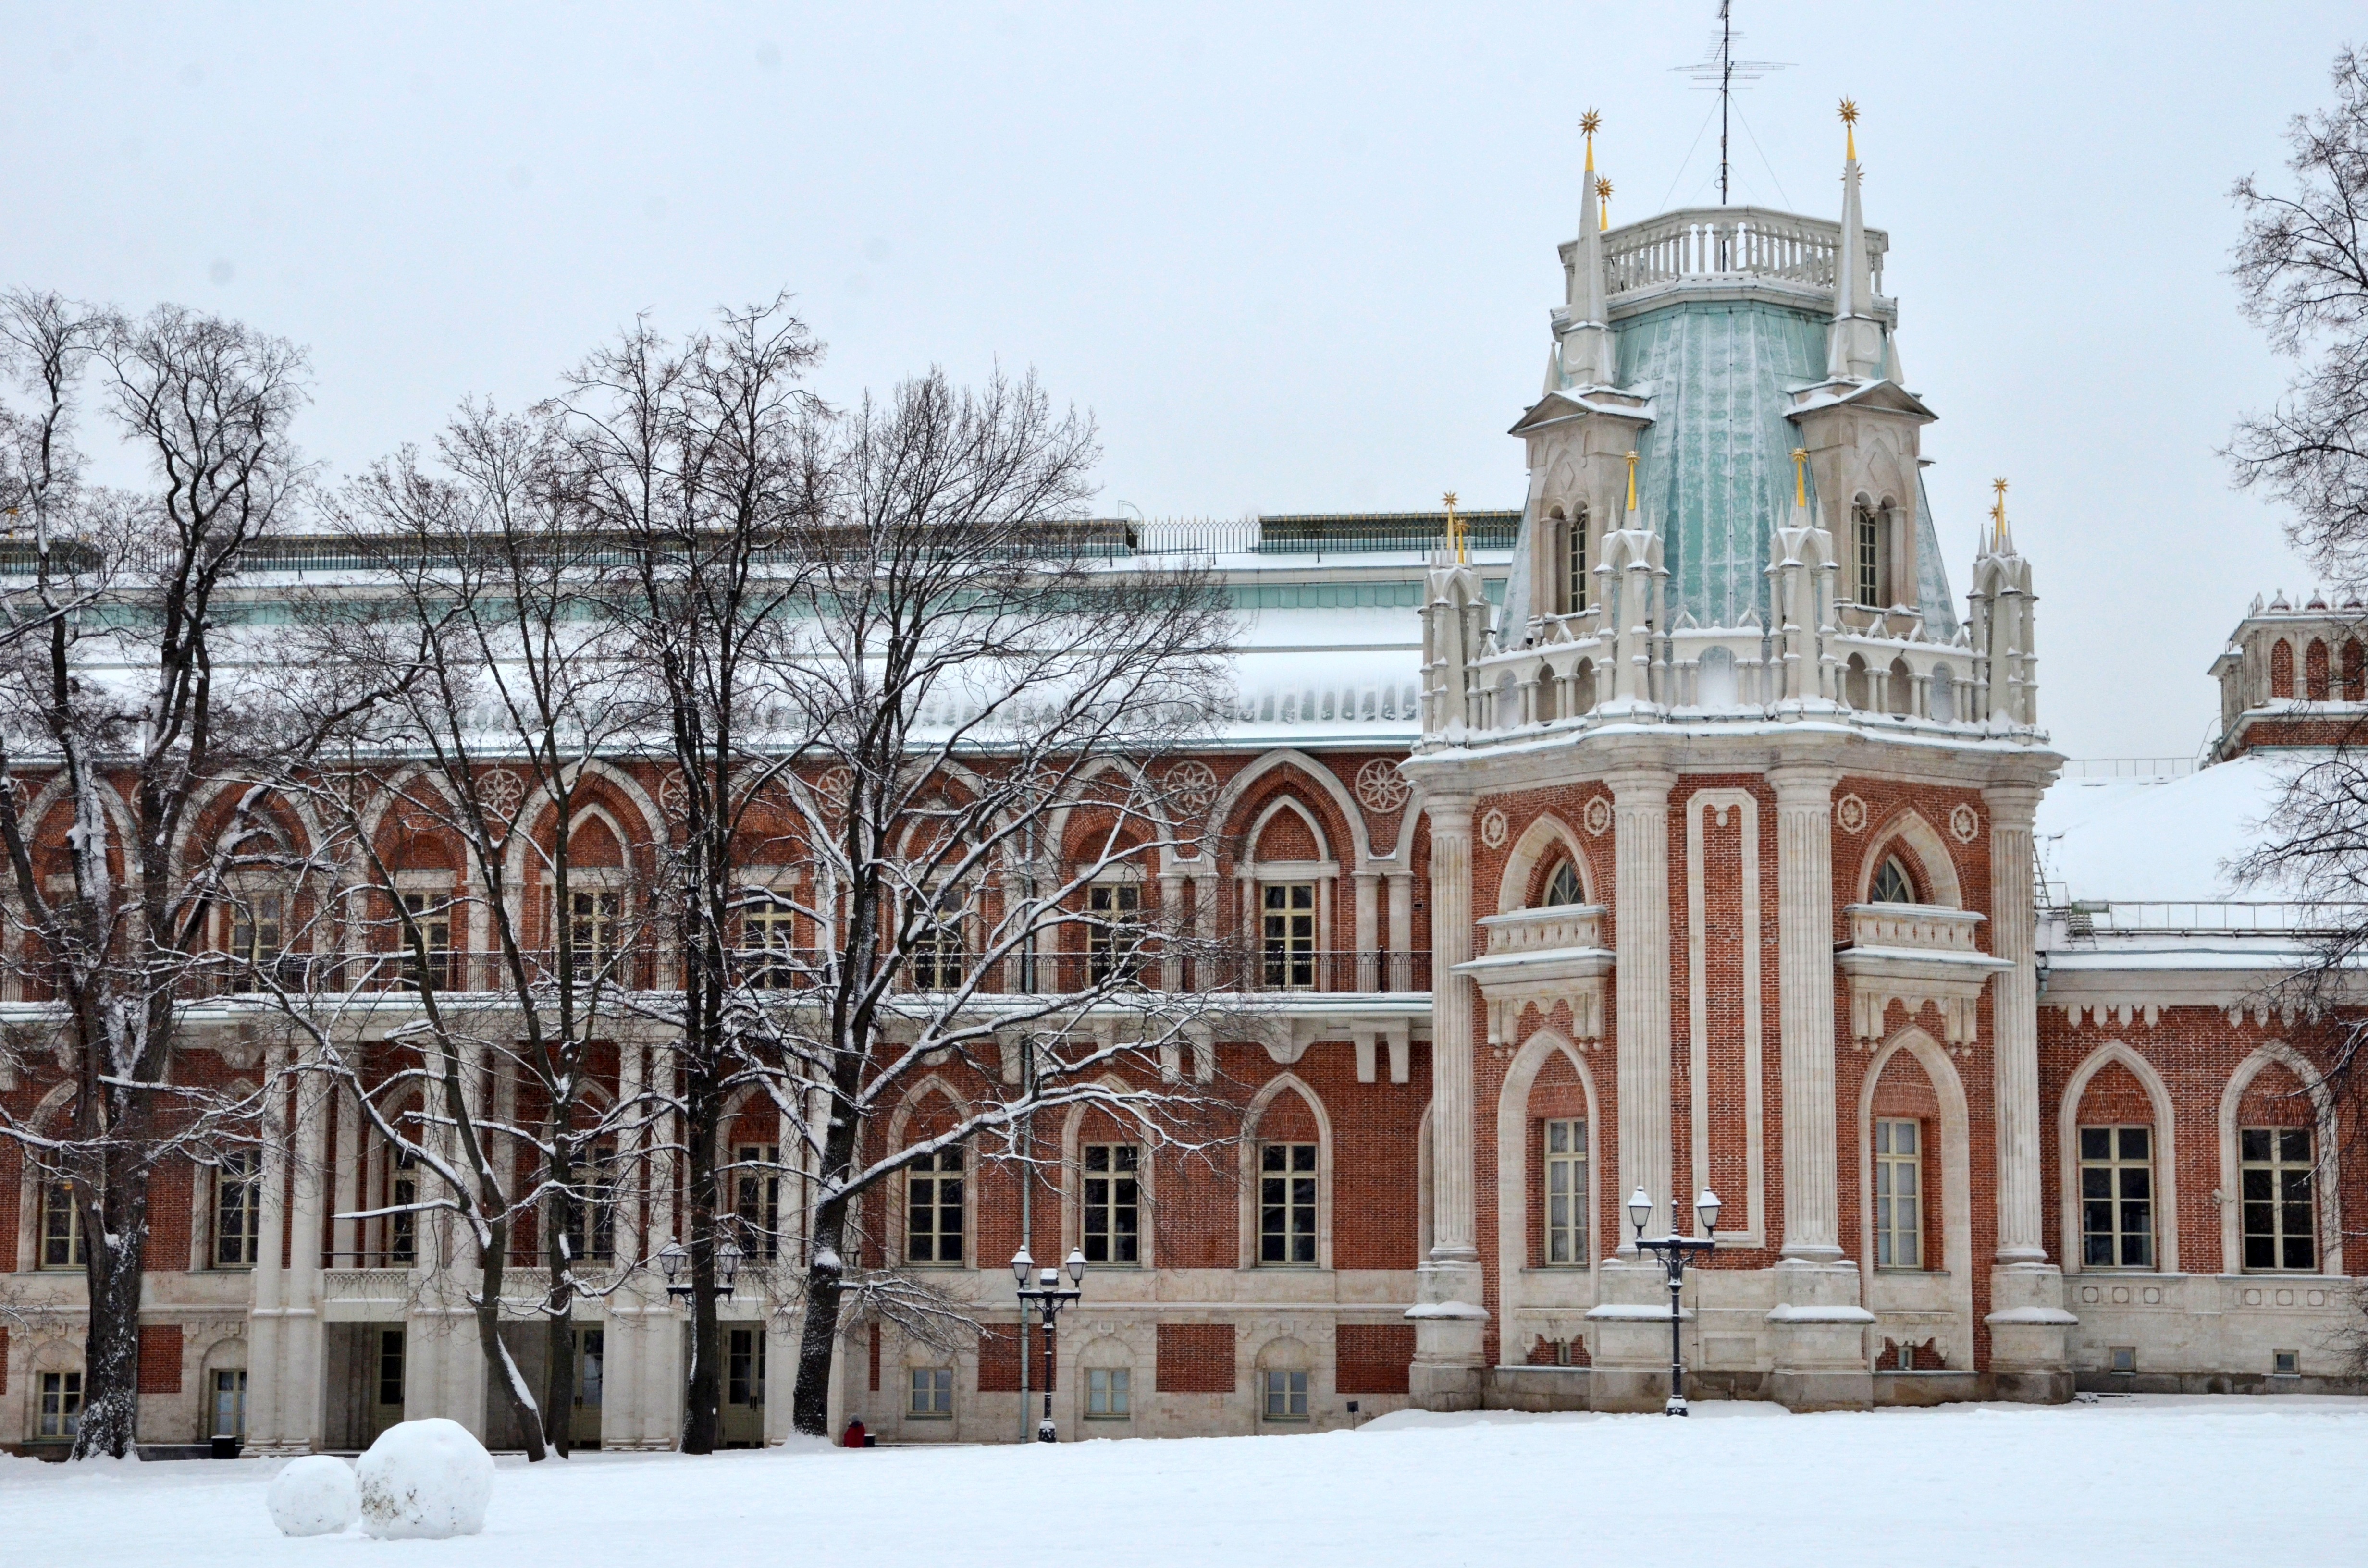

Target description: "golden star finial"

left=1443, top=491, right=1464, bottom=563
left=1992, top=477, right=2009, bottom=503
left=1595, top=174, right=1612, bottom=229
left=1838, top=97, right=1860, bottom=162
left=1580, top=108, right=1601, bottom=137
left=1838, top=98, right=1859, bottom=125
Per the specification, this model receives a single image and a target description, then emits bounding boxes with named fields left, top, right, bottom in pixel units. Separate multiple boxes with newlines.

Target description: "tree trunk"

left=790, top=1194, right=849, bottom=1438
left=478, top=1240, right=548, bottom=1462
left=71, top=1157, right=149, bottom=1459
left=681, top=1078, right=723, bottom=1453
left=542, top=1249, right=577, bottom=1459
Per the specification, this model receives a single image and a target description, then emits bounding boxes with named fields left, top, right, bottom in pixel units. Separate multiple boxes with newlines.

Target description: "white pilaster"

left=1771, top=765, right=1844, bottom=1261
left=1408, top=796, right=1486, bottom=1405
left=1608, top=766, right=1675, bottom=1241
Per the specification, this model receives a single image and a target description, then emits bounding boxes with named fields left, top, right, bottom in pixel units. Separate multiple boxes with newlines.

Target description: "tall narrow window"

left=1259, top=1142, right=1319, bottom=1264
left=390, top=1147, right=419, bottom=1265
left=742, top=899, right=798, bottom=988
left=1088, top=882, right=1143, bottom=983
left=567, top=890, right=619, bottom=983
left=1870, top=856, right=1916, bottom=906
left=2080, top=1126, right=2155, bottom=1269
left=211, top=1368, right=247, bottom=1441
left=905, top=1147, right=965, bottom=1264
left=1543, top=1119, right=1588, bottom=1265
left=910, top=894, right=965, bottom=990
left=38, top=1371, right=82, bottom=1439
left=736, top=1143, right=782, bottom=1260
left=1083, top=1143, right=1140, bottom=1264
left=39, top=1179, right=85, bottom=1269
left=401, top=892, right=454, bottom=991
left=230, top=894, right=283, bottom=972
left=561, top=1144, right=617, bottom=1262
left=1874, top=1118, right=1923, bottom=1269
left=2242, top=1127, right=2317, bottom=1272
left=214, top=1150, right=261, bottom=1268
left=727, top=1327, right=765, bottom=1409
left=1855, top=507, right=1882, bottom=608
left=1261, top=883, right=1316, bottom=990
left=377, top=1329, right=406, bottom=1410
left=1566, top=510, right=1590, bottom=613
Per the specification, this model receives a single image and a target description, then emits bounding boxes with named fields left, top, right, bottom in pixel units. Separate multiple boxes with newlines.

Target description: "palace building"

left=4, top=117, right=2359, bottom=1455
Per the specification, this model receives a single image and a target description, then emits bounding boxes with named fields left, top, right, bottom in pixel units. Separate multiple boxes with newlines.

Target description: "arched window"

left=1566, top=505, right=1590, bottom=613
left=1871, top=855, right=1917, bottom=905
left=1854, top=505, right=1883, bottom=608
left=1540, top=860, right=1583, bottom=908
left=2270, top=639, right=2294, bottom=698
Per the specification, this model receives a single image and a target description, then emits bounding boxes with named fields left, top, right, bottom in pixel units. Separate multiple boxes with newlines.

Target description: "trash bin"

left=210, top=1435, right=240, bottom=1459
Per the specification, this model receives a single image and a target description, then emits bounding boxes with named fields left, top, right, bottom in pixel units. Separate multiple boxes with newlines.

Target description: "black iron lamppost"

left=1627, top=1185, right=1720, bottom=1415
left=655, top=1237, right=745, bottom=1301
left=1011, top=1246, right=1085, bottom=1443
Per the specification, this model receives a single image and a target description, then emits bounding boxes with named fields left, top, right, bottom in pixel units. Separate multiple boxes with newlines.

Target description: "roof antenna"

left=1673, top=2, right=1791, bottom=205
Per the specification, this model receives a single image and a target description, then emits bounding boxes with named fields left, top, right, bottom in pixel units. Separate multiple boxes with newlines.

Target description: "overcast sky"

left=3, top=2, right=2356, bottom=758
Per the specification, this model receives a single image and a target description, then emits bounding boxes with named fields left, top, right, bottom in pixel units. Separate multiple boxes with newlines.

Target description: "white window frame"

left=2241, top=1126, right=2318, bottom=1273
left=904, top=1146, right=966, bottom=1267
left=735, top=1142, right=783, bottom=1261
left=1542, top=1118, right=1588, bottom=1266
left=213, top=1149, right=262, bottom=1269
left=1261, top=1367, right=1309, bottom=1421
left=38, top=1178, right=85, bottom=1270
left=1081, top=1142, right=1141, bottom=1265
left=1258, top=1141, right=1319, bottom=1266
left=907, top=1365, right=953, bottom=1418
left=37, top=1369, right=82, bottom=1439
left=1260, top=882, right=1317, bottom=990
left=1085, top=1365, right=1130, bottom=1418
left=1873, top=1117, right=1923, bottom=1271
left=2078, top=1125, right=2155, bottom=1270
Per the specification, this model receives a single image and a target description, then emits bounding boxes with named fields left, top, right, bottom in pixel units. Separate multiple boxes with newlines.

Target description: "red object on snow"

left=842, top=1419, right=867, bottom=1448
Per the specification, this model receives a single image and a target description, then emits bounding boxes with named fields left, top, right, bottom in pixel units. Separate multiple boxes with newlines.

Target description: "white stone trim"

left=2215, top=1041, right=2342, bottom=1278
left=1685, top=788, right=1765, bottom=1246
left=2055, top=1041, right=2181, bottom=1275
left=1856, top=1026, right=1975, bottom=1369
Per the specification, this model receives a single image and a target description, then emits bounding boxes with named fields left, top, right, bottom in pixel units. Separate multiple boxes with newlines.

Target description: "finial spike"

left=1596, top=175, right=1612, bottom=231
left=1623, top=450, right=1639, bottom=514
left=1791, top=447, right=1808, bottom=510
left=1444, top=490, right=1464, bottom=563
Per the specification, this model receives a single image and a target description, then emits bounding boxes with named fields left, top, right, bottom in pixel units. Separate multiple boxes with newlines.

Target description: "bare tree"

left=0, top=296, right=309, bottom=1457
left=554, top=297, right=825, bottom=1451
left=2230, top=47, right=2368, bottom=585
left=269, top=404, right=656, bottom=1460
left=759, top=369, right=1242, bottom=1438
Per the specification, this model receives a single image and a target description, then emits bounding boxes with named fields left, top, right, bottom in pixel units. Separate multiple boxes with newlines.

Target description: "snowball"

left=356, top=1418, right=494, bottom=1540
left=267, top=1454, right=359, bottom=1537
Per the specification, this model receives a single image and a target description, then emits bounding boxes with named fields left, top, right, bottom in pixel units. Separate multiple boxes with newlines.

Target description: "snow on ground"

left=5, top=1397, right=2363, bottom=1568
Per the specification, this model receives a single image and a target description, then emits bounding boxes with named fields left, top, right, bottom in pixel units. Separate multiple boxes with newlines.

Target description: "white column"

left=1425, top=798, right=1478, bottom=1261
left=1609, top=767, right=1676, bottom=1242
left=1408, top=796, right=1485, bottom=1407
left=1981, top=780, right=2072, bottom=1398
left=1771, top=764, right=1844, bottom=1261
left=1987, top=784, right=2047, bottom=1262
left=246, top=1042, right=293, bottom=1451
left=1353, top=870, right=1380, bottom=984
left=281, top=1057, right=332, bottom=1449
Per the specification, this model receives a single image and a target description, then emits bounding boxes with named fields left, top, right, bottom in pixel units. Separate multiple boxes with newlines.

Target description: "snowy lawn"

left=6, top=1396, right=2362, bottom=1568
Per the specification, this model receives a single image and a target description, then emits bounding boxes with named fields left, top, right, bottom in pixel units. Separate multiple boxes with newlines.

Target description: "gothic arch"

left=1493, top=1029, right=1602, bottom=1331
left=1058, top=1076, right=1155, bottom=1270
left=2216, top=1041, right=2341, bottom=1275
left=1496, top=814, right=1592, bottom=914
left=882, top=1074, right=974, bottom=1271
left=1236, top=1072, right=1334, bottom=1271
left=2056, top=1041, right=2180, bottom=1274
left=1855, top=1025, right=1974, bottom=1366
left=1853, top=808, right=1963, bottom=907
left=1245, top=794, right=1333, bottom=868
left=1203, top=750, right=1374, bottom=870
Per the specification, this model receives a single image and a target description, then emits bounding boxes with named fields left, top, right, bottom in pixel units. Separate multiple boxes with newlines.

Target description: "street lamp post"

left=655, top=1237, right=745, bottom=1301
left=1626, top=1186, right=1721, bottom=1416
left=1011, top=1247, right=1086, bottom=1443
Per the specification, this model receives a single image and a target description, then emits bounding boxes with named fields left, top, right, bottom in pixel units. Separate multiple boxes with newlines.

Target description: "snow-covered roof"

left=2035, top=754, right=2288, bottom=905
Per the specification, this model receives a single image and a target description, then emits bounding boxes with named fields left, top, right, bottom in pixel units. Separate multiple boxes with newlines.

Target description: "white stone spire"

left=1826, top=99, right=1885, bottom=382
left=1560, top=110, right=1616, bottom=388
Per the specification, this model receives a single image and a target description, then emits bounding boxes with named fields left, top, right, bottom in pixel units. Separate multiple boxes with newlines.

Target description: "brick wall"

left=1335, top=1324, right=1415, bottom=1394
left=138, top=1324, right=182, bottom=1395
left=1156, top=1323, right=1234, bottom=1393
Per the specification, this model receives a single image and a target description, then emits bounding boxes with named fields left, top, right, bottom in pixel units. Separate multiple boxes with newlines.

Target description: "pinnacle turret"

left=1826, top=98, right=1886, bottom=381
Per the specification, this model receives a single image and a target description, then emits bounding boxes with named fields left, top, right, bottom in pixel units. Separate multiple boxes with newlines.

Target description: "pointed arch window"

left=1541, top=860, right=1583, bottom=908
left=1566, top=506, right=1590, bottom=613
left=1871, top=856, right=1917, bottom=906
left=1854, top=506, right=1884, bottom=608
